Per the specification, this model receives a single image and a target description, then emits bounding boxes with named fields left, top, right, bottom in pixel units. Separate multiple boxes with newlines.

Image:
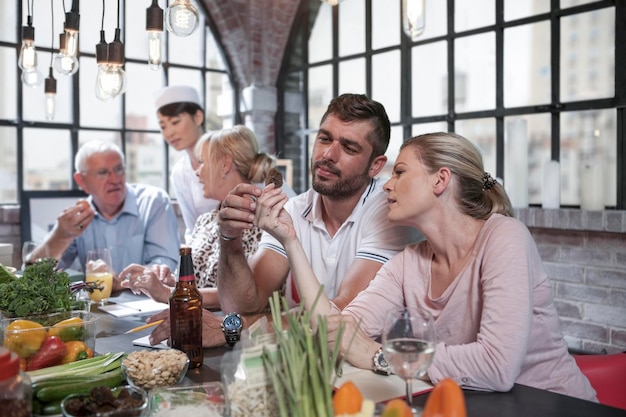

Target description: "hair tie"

left=482, top=172, right=497, bottom=190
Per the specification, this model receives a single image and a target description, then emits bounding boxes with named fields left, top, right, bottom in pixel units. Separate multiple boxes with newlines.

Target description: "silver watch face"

left=223, top=313, right=242, bottom=331
left=373, top=350, right=391, bottom=375
left=377, top=351, right=389, bottom=368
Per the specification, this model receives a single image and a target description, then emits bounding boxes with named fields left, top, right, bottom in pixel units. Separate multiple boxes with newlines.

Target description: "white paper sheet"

left=132, top=335, right=170, bottom=350
left=333, top=363, right=433, bottom=403
left=98, top=299, right=168, bottom=317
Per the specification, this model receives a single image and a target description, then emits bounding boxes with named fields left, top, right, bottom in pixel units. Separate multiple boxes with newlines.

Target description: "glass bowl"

left=122, top=349, right=190, bottom=390
left=61, top=385, right=148, bottom=417
left=150, top=382, right=225, bottom=417
left=1, top=310, right=97, bottom=370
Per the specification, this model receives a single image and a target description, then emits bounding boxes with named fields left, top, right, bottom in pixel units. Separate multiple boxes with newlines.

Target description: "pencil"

left=124, top=319, right=164, bottom=334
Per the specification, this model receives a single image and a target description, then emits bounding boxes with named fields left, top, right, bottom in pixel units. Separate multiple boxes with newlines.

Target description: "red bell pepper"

left=27, top=336, right=67, bottom=371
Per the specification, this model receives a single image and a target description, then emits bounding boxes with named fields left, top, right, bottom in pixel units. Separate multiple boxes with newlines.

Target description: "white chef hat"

left=154, top=85, right=202, bottom=110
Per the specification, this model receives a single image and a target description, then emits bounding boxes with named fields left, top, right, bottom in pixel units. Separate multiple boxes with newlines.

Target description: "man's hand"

left=54, top=203, right=95, bottom=240
left=148, top=309, right=230, bottom=348
left=218, top=183, right=263, bottom=240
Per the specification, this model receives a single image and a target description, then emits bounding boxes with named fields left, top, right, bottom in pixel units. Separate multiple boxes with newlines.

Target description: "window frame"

left=0, top=0, right=237, bottom=206
left=277, top=0, right=626, bottom=209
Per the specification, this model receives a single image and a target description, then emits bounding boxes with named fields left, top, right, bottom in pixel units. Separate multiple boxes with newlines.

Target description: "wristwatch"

left=373, top=346, right=391, bottom=375
left=221, top=313, right=243, bottom=346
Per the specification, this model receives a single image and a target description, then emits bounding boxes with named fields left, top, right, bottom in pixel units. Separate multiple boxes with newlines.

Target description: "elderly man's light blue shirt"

left=59, top=183, right=180, bottom=273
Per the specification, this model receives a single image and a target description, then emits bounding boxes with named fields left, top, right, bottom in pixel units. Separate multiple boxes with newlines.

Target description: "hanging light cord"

left=116, top=0, right=121, bottom=30
left=27, top=0, right=34, bottom=26
left=50, top=0, right=54, bottom=68
left=101, top=0, right=105, bottom=31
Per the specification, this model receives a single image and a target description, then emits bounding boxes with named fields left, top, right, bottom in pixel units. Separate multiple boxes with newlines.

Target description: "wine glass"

left=84, top=248, right=114, bottom=305
left=22, top=240, right=40, bottom=271
left=382, top=309, right=436, bottom=415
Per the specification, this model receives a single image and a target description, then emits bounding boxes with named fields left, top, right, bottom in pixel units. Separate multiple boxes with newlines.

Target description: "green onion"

left=27, top=352, right=125, bottom=383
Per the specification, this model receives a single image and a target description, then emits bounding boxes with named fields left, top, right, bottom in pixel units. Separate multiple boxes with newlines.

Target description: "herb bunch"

left=0, top=258, right=77, bottom=318
left=262, top=291, right=346, bottom=417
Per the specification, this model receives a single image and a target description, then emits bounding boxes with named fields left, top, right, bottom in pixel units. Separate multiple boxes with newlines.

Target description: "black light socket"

left=107, top=29, right=125, bottom=65
left=95, top=30, right=108, bottom=64
left=146, top=0, right=164, bottom=32
left=22, top=25, right=35, bottom=42
left=65, top=0, right=80, bottom=32
left=44, top=68, right=57, bottom=94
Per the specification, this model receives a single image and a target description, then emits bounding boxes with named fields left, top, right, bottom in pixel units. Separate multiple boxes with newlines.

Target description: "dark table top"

left=94, top=292, right=626, bottom=417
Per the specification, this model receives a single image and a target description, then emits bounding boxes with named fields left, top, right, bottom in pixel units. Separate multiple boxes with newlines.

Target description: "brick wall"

left=516, top=208, right=626, bottom=354
left=2, top=204, right=625, bottom=353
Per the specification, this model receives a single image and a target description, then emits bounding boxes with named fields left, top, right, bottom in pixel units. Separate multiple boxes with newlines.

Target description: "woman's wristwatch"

left=373, top=346, right=391, bottom=375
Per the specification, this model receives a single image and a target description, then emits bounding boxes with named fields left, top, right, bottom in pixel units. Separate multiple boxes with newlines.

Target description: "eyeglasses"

left=84, top=165, right=126, bottom=180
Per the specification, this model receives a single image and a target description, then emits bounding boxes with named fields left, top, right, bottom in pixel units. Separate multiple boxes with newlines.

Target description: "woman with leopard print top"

left=127, top=125, right=292, bottom=308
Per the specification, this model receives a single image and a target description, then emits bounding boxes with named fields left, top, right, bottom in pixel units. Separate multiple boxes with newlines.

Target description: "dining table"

left=93, top=291, right=626, bottom=417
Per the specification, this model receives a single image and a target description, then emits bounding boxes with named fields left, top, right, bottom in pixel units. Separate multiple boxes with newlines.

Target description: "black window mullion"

left=332, top=5, right=339, bottom=98
left=495, top=0, right=504, bottom=180
left=446, top=0, right=455, bottom=133
left=550, top=0, right=561, bottom=163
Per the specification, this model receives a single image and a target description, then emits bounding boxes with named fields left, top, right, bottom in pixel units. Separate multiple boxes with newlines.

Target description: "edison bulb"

left=21, top=68, right=43, bottom=87
left=165, top=0, right=199, bottom=37
left=45, top=93, right=56, bottom=121
left=148, top=31, right=162, bottom=70
left=54, top=53, right=79, bottom=76
left=321, top=0, right=344, bottom=5
left=18, top=40, right=38, bottom=71
left=97, top=64, right=128, bottom=99
left=65, top=31, right=79, bottom=58
left=402, top=0, right=426, bottom=41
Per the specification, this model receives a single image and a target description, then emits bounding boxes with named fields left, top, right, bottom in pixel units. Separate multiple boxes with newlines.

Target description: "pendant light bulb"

left=44, top=67, right=57, bottom=121
left=402, top=0, right=426, bottom=41
left=146, top=0, right=164, bottom=70
left=320, top=0, right=344, bottom=5
left=95, top=30, right=112, bottom=101
left=64, top=0, right=80, bottom=58
left=165, top=0, right=199, bottom=37
left=21, top=68, right=44, bottom=87
left=97, top=29, right=127, bottom=100
left=54, top=33, right=79, bottom=76
left=18, top=23, right=38, bottom=71
left=98, top=65, right=127, bottom=99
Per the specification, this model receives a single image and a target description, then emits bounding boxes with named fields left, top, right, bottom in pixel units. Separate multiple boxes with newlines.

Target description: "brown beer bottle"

left=169, top=247, right=203, bottom=368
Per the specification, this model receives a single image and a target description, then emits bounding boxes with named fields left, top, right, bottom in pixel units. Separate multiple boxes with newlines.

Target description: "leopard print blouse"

left=188, top=209, right=263, bottom=288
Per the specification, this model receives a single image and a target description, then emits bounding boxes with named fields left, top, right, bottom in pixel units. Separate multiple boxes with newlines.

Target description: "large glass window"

left=0, top=0, right=234, bottom=205
left=281, top=0, right=624, bottom=209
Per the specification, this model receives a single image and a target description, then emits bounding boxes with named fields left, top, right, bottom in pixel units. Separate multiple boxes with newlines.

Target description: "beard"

left=312, top=160, right=372, bottom=199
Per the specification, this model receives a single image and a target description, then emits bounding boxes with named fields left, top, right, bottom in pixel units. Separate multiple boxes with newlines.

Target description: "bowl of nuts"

left=122, top=349, right=190, bottom=390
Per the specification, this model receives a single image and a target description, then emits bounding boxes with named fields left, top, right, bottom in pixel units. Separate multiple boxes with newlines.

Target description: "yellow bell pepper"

left=4, top=319, right=47, bottom=358
left=61, top=340, right=94, bottom=364
left=48, top=317, right=85, bottom=342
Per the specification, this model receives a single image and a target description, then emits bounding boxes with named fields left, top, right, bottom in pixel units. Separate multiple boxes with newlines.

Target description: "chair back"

left=573, top=352, right=626, bottom=410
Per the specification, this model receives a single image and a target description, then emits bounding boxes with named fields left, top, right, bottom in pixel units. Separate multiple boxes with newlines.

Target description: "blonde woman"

left=256, top=132, right=597, bottom=401
left=126, top=125, right=292, bottom=309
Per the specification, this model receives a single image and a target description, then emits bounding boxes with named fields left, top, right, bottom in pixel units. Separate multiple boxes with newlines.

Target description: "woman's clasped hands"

left=253, top=183, right=294, bottom=244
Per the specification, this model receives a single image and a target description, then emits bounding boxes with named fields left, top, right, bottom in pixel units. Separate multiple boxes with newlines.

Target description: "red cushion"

left=573, top=353, right=626, bottom=410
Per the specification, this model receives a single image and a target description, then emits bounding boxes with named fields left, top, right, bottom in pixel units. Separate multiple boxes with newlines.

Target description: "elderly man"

left=32, top=141, right=180, bottom=288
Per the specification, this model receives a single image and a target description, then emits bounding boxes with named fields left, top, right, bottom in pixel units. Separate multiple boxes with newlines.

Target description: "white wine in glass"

left=85, top=248, right=113, bottom=305
left=382, top=309, right=436, bottom=415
